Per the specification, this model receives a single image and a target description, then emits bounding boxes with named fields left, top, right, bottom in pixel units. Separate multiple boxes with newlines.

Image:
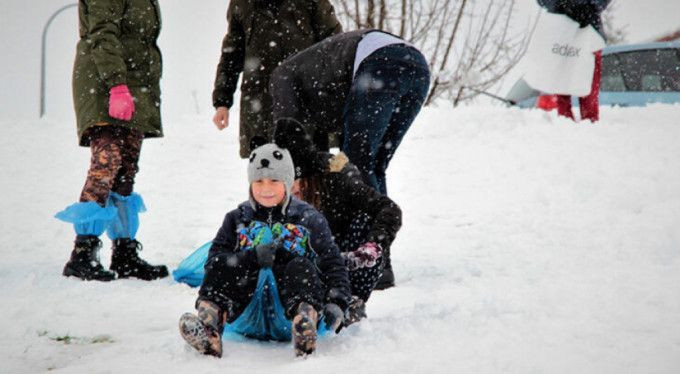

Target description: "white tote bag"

left=522, top=11, right=606, bottom=96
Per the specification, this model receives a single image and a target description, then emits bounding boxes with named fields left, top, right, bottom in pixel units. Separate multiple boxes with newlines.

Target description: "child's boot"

left=374, top=248, right=395, bottom=290
left=292, top=302, right=318, bottom=357
left=179, top=300, right=226, bottom=358
left=107, top=192, right=168, bottom=280
left=56, top=201, right=117, bottom=281
left=344, top=295, right=367, bottom=327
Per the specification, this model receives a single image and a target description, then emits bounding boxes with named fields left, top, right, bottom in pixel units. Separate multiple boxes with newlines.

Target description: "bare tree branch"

left=378, top=0, right=387, bottom=30
left=399, top=0, right=407, bottom=37
left=354, top=0, right=361, bottom=27
left=366, top=0, right=375, bottom=27
left=425, top=0, right=467, bottom=105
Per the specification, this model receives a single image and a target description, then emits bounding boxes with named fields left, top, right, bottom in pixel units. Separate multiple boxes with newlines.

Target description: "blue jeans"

left=342, top=44, right=430, bottom=195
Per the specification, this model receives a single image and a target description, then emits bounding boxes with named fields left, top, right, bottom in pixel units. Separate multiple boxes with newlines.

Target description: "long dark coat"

left=212, top=0, right=342, bottom=158
left=73, top=0, right=163, bottom=146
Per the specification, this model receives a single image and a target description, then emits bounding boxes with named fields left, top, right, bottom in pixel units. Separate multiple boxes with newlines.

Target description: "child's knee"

left=284, top=256, right=315, bottom=274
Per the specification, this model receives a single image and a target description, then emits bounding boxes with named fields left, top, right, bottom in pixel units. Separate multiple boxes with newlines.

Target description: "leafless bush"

left=333, top=0, right=532, bottom=106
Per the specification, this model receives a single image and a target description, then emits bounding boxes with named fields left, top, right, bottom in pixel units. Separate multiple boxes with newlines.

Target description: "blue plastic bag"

left=224, top=267, right=292, bottom=341
left=172, top=241, right=212, bottom=287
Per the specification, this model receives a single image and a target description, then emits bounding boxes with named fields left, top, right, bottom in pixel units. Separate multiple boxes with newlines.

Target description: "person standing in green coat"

left=55, top=0, right=168, bottom=282
left=211, top=0, right=342, bottom=158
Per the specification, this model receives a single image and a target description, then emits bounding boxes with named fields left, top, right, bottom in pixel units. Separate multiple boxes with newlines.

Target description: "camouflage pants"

left=79, top=126, right=143, bottom=206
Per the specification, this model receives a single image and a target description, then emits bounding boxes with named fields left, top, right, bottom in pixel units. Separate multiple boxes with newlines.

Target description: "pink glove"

left=343, top=242, right=382, bottom=271
left=108, top=84, right=135, bottom=121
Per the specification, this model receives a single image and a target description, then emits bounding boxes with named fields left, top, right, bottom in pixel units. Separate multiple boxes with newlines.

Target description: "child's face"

left=251, top=178, right=286, bottom=207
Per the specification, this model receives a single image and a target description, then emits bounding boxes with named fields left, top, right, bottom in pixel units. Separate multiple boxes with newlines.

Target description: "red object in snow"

left=536, top=51, right=602, bottom=122
left=537, top=95, right=558, bottom=111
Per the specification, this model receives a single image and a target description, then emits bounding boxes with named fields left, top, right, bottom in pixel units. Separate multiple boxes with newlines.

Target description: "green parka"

left=212, top=0, right=341, bottom=158
left=73, top=0, right=163, bottom=146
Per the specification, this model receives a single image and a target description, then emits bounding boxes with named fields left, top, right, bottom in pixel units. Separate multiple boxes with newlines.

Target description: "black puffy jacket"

left=318, top=154, right=402, bottom=254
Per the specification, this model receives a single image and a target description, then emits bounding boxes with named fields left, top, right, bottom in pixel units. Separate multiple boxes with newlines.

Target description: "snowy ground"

left=1, top=104, right=680, bottom=373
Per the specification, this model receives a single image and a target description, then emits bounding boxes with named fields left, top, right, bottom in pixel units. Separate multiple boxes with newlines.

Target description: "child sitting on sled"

left=178, top=142, right=351, bottom=357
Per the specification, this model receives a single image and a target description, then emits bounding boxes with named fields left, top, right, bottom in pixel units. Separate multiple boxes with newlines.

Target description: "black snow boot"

left=63, top=235, right=116, bottom=281
left=374, top=251, right=395, bottom=290
left=344, top=296, right=367, bottom=327
left=110, top=238, right=168, bottom=280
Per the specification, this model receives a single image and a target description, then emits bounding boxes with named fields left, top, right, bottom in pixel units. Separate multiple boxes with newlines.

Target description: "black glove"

left=322, top=303, right=344, bottom=333
left=274, top=245, right=296, bottom=265
left=254, top=238, right=283, bottom=268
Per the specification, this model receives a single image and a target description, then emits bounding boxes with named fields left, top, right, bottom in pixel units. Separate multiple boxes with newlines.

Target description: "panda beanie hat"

left=247, top=143, right=295, bottom=213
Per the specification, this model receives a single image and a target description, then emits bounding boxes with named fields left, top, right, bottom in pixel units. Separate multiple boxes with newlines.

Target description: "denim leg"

left=343, top=45, right=430, bottom=195
left=342, top=82, right=400, bottom=192
left=374, top=71, right=429, bottom=194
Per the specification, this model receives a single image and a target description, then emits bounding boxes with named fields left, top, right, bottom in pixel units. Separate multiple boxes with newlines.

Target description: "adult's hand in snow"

left=213, top=107, right=229, bottom=130
left=108, top=84, right=135, bottom=121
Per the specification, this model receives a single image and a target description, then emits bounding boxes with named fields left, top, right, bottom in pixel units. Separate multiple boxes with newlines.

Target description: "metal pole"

left=40, top=3, right=77, bottom=118
left=467, top=87, right=517, bottom=106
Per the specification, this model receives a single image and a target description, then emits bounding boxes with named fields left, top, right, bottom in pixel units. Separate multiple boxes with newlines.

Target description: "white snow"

left=1, top=104, right=680, bottom=373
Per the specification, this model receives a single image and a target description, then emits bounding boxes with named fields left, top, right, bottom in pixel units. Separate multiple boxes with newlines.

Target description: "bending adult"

left=536, top=0, right=611, bottom=122
left=271, top=29, right=430, bottom=197
left=276, top=119, right=402, bottom=293
left=212, top=0, right=342, bottom=158
left=55, top=0, right=167, bottom=281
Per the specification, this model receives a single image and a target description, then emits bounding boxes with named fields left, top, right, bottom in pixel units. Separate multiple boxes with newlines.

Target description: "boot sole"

left=179, top=314, right=222, bottom=358
left=111, top=265, right=169, bottom=281
left=293, top=315, right=317, bottom=357
left=63, top=264, right=116, bottom=282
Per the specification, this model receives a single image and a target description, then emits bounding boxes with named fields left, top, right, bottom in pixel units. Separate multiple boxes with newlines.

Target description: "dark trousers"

left=198, top=255, right=324, bottom=322
left=338, top=215, right=387, bottom=301
left=349, top=256, right=384, bottom=302
left=80, top=125, right=143, bottom=206
left=342, top=44, right=430, bottom=195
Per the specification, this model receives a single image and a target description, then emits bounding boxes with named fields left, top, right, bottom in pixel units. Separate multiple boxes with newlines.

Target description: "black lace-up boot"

left=344, top=296, right=367, bottom=327
left=374, top=249, right=395, bottom=290
left=110, top=238, right=168, bottom=280
left=63, top=235, right=116, bottom=281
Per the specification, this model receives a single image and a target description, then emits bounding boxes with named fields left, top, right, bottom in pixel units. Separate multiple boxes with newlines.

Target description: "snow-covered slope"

left=1, top=104, right=679, bottom=373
